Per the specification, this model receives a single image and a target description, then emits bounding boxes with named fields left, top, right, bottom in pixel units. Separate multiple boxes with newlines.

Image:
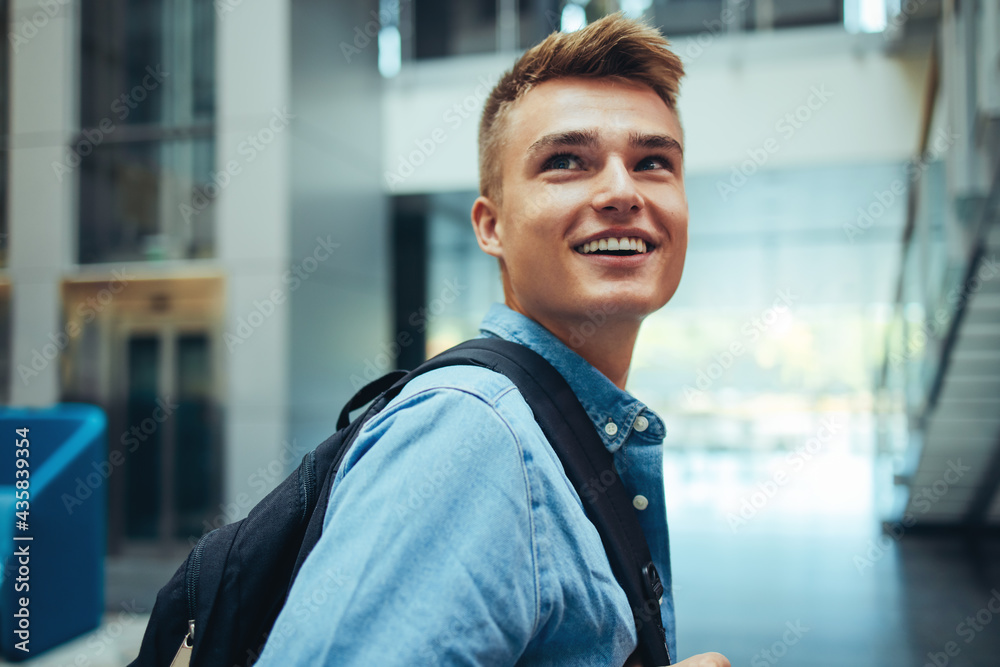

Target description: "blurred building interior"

left=1, top=0, right=999, bottom=665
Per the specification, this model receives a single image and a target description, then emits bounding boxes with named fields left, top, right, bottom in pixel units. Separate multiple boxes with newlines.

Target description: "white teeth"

left=575, top=236, right=652, bottom=254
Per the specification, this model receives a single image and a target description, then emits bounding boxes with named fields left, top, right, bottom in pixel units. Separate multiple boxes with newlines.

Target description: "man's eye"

left=544, top=154, right=583, bottom=170
left=636, top=155, right=673, bottom=172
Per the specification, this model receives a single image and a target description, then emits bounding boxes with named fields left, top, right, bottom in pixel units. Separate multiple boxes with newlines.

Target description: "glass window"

left=750, top=0, right=843, bottom=30
left=407, top=0, right=846, bottom=61
left=78, top=0, right=216, bottom=264
left=414, top=0, right=497, bottom=59
left=518, top=0, right=563, bottom=50
left=652, top=0, right=732, bottom=37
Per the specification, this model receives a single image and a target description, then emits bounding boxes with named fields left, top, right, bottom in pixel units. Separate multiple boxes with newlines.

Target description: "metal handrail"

left=876, top=38, right=939, bottom=397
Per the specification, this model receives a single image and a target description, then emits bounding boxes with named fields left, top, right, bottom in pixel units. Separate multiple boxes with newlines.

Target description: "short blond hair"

left=478, top=12, right=684, bottom=202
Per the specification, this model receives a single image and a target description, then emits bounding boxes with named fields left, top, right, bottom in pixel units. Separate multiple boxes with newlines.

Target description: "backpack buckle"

left=642, top=561, right=663, bottom=601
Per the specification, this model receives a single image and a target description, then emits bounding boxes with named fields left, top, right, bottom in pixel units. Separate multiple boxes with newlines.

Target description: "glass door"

left=119, top=328, right=219, bottom=545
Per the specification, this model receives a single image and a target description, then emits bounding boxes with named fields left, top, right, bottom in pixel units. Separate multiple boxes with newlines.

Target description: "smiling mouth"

left=574, top=236, right=654, bottom=256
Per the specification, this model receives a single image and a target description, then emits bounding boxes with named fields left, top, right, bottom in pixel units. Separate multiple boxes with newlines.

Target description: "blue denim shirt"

left=258, top=303, right=675, bottom=666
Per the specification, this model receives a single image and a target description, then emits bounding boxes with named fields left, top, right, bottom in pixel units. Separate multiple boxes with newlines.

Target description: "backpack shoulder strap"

left=371, top=338, right=671, bottom=666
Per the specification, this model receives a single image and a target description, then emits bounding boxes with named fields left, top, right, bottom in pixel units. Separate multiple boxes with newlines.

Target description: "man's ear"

left=471, top=195, right=503, bottom=259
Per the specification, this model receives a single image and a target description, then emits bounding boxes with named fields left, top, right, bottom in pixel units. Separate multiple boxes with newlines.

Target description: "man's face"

left=473, top=76, right=688, bottom=333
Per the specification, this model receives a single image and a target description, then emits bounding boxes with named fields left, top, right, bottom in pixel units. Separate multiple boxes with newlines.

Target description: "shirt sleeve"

left=256, top=384, right=541, bottom=666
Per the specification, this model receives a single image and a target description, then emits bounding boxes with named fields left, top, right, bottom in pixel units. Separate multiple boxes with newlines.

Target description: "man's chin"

left=513, top=290, right=669, bottom=332
left=576, top=291, right=670, bottom=321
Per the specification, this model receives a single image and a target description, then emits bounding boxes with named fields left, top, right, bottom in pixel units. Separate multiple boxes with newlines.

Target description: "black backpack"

left=129, top=338, right=671, bottom=666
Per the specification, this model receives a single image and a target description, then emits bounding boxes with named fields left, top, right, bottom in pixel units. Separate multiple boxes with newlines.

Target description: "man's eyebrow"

left=630, top=132, right=684, bottom=157
left=525, top=129, right=684, bottom=160
left=525, top=129, right=600, bottom=160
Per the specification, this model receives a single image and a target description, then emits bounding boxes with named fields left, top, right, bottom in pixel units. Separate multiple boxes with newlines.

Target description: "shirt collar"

left=477, top=303, right=666, bottom=453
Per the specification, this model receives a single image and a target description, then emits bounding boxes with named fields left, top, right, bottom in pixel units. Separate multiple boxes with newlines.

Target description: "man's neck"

left=556, top=319, right=639, bottom=390
left=504, top=299, right=640, bottom=391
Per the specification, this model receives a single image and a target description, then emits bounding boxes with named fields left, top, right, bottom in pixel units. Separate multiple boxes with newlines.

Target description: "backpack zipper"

left=299, top=450, right=317, bottom=521
left=183, top=531, right=212, bottom=650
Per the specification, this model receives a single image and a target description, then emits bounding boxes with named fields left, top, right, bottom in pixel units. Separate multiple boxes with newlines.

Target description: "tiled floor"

left=667, top=451, right=1000, bottom=666
left=672, top=526, right=1000, bottom=666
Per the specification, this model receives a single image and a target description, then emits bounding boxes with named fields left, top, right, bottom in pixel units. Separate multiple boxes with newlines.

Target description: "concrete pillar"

left=215, top=0, right=292, bottom=507
left=6, top=0, right=78, bottom=406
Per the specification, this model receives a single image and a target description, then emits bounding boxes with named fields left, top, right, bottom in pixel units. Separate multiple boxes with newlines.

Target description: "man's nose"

left=591, top=159, right=643, bottom=215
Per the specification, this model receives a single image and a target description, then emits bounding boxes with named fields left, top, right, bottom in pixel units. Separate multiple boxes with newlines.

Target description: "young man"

left=257, top=13, right=728, bottom=667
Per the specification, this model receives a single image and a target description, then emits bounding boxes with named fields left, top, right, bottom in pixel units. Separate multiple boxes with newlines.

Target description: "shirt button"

left=634, top=415, right=649, bottom=432
left=604, top=422, right=618, bottom=436
left=633, top=495, right=649, bottom=510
